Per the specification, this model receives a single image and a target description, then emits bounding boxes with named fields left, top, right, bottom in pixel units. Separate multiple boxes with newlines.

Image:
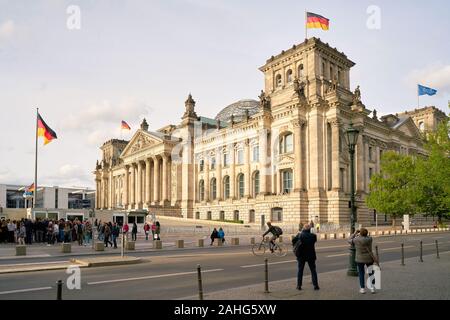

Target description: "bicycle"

left=252, top=238, right=287, bottom=257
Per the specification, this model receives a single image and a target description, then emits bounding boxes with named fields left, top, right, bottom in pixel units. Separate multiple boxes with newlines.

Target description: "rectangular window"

left=199, top=160, right=204, bottom=172
left=207, top=212, right=212, bottom=220
left=340, top=168, right=345, bottom=191
left=237, top=149, right=244, bottom=165
left=137, top=216, right=145, bottom=224
left=369, top=168, right=373, bottom=180
left=369, top=146, right=373, bottom=161
left=220, top=211, right=225, bottom=221
left=252, top=146, right=259, bottom=163
left=211, top=157, right=216, bottom=170
left=282, top=170, right=293, bottom=194
left=55, top=188, right=59, bottom=209
left=223, top=153, right=229, bottom=167
left=285, top=134, right=293, bottom=153
left=249, top=210, right=255, bottom=223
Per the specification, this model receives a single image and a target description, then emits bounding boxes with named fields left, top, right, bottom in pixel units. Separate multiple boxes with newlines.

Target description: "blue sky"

left=0, top=0, right=449, bottom=187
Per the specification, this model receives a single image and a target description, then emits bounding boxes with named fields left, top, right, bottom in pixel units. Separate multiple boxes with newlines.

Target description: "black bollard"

left=419, top=241, right=423, bottom=262
left=436, top=240, right=440, bottom=259
left=401, top=243, right=405, bottom=266
left=264, top=258, right=269, bottom=293
left=56, top=280, right=62, bottom=300
left=375, top=245, right=380, bottom=263
left=197, top=264, right=203, bottom=300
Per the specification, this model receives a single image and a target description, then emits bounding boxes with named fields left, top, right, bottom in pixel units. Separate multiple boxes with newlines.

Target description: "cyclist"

left=262, top=222, right=283, bottom=252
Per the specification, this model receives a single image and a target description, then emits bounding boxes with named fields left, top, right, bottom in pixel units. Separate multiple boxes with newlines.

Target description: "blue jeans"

left=297, top=258, right=318, bottom=288
left=59, top=230, right=64, bottom=242
left=357, top=262, right=374, bottom=289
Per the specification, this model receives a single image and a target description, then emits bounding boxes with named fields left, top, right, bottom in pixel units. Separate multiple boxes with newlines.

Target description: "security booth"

left=113, top=213, right=126, bottom=227
left=127, top=210, right=148, bottom=233
left=28, top=209, right=61, bottom=221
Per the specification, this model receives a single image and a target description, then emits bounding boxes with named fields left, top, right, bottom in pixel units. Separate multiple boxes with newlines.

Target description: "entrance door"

left=113, top=215, right=125, bottom=227
left=127, top=215, right=146, bottom=233
left=260, top=215, right=265, bottom=230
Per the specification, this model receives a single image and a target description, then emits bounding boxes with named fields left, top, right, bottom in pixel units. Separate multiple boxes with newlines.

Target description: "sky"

left=0, top=0, right=449, bottom=188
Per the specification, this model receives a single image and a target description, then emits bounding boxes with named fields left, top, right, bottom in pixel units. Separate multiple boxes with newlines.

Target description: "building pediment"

left=394, top=117, right=422, bottom=140
left=277, top=153, right=295, bottom=169
left=121, top=130, right=164, bottom=158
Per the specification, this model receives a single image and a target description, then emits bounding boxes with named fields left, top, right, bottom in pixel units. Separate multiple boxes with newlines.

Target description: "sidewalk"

left=193, top=252, right=450, bottom=300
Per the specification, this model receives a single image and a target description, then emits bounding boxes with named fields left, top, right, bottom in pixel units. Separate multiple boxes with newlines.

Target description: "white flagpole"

left=305, top=10, right=308, bottom=40
left=34, top=108, right=39, bottom=209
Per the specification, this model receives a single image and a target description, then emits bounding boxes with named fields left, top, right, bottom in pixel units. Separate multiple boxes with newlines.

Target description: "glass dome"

left=214, top=99, right=259, bottom=123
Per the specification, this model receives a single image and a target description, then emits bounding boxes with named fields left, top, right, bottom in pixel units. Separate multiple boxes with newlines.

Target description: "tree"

left=414, top=119, right=450, bottom=224
left=366, top=151, right=419, bottom=227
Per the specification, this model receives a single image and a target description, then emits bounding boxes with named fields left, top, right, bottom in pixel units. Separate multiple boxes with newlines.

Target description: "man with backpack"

left=262, top=222, right=283, bottom=253
left=292, top=224, right=319, bottom=291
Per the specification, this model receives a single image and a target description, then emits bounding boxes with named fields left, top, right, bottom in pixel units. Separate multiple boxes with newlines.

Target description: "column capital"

left=329, top=118, right=341, bottom=128
left=291, top=119, right=306, bottom=128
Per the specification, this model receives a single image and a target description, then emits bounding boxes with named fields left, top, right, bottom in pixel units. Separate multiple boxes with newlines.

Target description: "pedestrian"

left=144, top=223, right=150, bottom=241
left=76, top=221, right=84, bottom=246
left=47, top=222, right=54, bottom=246
left=292, top=224, right=319, bottom=291
left=123, top=223, right=129, bottom=240
left=53, top=222, right=59, bottom=244
left=63, top=222, right=71, bottom=243
left=25, top=219, right=33, bottom=244
left=298, top=222, right=304, bottom=232
left=84, top=221, right=92, bottom=246
left=218, top=227, right=225, bottom=243
left=104, top=223, right=113, bottom=247
left=348, top=228, right=378, bottom=294
left=132, top=222, right=138, bottom=242
left=18, top=222, right=26, bottom=245
left=7, top=220, right=16, bottom=243
left=316, top=222, right=321, bottom=233
left=210, top=228, right=218, bottom=245
left=155, top=221, right=161, bottom=241
left=151, top=222, right=156, bottom=240
left=58, top=220, right=65, bottom=242
left=112, top=223, right=120, bottom=249
left=0, top=219, right=7, bottom=243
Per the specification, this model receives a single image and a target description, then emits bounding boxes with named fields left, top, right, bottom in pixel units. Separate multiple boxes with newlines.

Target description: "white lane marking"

left=0, top=254, right=51, bottom=260
left=326, top=253, right=348, bottom=258
left=433, top=237, right=444, bottom=239
left=376, top=241, right=395, bottom=244
left=381, top=246, right=414, bottom=251
left=316, top=244, right=349, bottom=250
left=240, top=260, right=296, bottom=268
left=0, top=261, right=69, bottom=267
left=87, top=268, right=224, bottom=285
left=0, top=287, right=52, bottom=295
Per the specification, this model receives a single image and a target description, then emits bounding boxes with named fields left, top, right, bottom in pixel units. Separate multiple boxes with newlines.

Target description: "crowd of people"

left=0, top=217, right=162, bottom=248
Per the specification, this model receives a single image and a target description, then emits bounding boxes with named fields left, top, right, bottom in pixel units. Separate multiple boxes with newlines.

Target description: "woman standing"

left=210, top=228, right=218, bottom=245
left=104, top=223, right=113, bottom=247
left=348, top=228, right=378, bottom=294
left=84, top=221, right=92, bottom=246
left=154, top=221, right=161, bottom=241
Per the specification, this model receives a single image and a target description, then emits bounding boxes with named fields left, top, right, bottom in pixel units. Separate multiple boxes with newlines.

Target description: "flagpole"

left=305, top=10, right=308, bottom=40
left=417, top=84, right=420, bottom=108
left=34, top=107, right=39, bottom=209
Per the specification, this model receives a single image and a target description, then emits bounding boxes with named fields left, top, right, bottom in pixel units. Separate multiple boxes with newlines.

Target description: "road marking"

left=316, top=244, right=349, bottom=250
left=0, top=254, right=51, bottom=260
left=381, top=246, right=414, bottom=251
left=326, top=253, right=348, bottom=258
left=0, top=287, right=52, bottom=295
left=87, top=268, right=224, bottom=285
left=0, top=261, right=69, bottom=267
left=433, top=237, right=444, bottom=239
left=240, top=260, right=296, bottom=268
left=376, top=241, right=394, bottom=244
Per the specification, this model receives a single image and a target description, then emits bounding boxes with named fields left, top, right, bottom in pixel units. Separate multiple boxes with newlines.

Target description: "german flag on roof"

left=37, top=113, right=57, bottom=145
left=306, top=12, right=330, bottom=31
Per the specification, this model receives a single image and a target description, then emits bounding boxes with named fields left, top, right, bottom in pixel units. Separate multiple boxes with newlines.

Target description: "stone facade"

left=94, top=38, right=446, bottom=227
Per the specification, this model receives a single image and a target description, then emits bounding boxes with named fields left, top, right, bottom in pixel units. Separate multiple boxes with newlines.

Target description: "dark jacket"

left=293, top=229, right=317, bottom=261
left=210, top=230, right=218, bottom=240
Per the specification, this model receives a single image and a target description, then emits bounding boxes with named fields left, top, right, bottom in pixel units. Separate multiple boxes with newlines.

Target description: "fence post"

left=56, top=280, right=62, bottom=300
left=436, top=240, right=440, bottom=259
left=197, top=264, right=203, bottom=300
left=401, top=243, right=405, bottom=266
left=264, top=258, right=269, bottom=293
left=419, top=241, right=423, bottom=262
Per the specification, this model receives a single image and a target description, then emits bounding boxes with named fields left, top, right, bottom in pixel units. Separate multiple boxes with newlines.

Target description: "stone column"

left=259, top=129, right=268, bottom=195
left=244, top=140, right=251, bottom=197
left=356, top=135, right=365, bottom=193
left=95, top=179, right=100, bottom=209
left=153, top=156, right=160, bottom=204
left=230, top=145, right=236, bottom=199
left=292, top=120, right=302, bottom=192
left=162, top=154, right=168, bottom=203
left=331, top=120, right=341, bottom=191
left=308, top=104, right=325, bottom=191
left=145, top=158, right=151, bottom=205
left=216, top=149, right=222, bottom=201
left=124, top=166, right=129, bottom=209
left=130, top=164, right=136, bottom=207
left=204, top=153, right=210, bottom=202
left=137, top=161, right=143, bottom=207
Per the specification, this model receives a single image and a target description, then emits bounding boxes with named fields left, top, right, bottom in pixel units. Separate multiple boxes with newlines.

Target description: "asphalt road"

left=0, top=232, right=448, bottom=300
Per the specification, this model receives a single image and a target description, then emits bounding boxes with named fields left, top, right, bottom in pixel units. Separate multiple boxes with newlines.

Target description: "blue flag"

left=418, top=84, right=437, bottom=96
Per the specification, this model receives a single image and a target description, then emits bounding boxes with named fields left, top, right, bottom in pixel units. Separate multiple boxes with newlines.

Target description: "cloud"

left=0, top=20, right=15, bottom=39
left=406, top=64, right=450, bottom=94
left=64, top=99, right=151, bottom=131
left=40, top=164, right=94, bottom=188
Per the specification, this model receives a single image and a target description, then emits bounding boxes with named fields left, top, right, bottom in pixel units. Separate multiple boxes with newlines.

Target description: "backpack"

left=292, top=234, right=302, bottom=257
left=273, top=226, right=283, bottom=236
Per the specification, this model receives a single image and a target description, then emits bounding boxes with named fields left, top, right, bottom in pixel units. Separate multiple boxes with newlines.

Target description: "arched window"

left=279, top=132, right=294, bottom=154
left=275, top=74, right=282, bottom=87
left=199, top=180, right=205, bottom=201
left=223, top=176, right=230, bottom=199
left=237, top=174, right=245, bottom=199
left=199, top=159, right=204, bottom=172
left=298, top=64, right=305, bottom=79
left=253, top=171, right=260, bottom=197
left=282, top=170, right=293, bottom=194
left=210, top=178, right=217, bottom=200
left=286, top=69, right=293, bottom=83
left=210, top=157, right=216, bottom=170
left=220, top=211, right=225, bottom=221
left=249, top=210, right=255, bottom=223
left=234, top=210, right=240, bottom=222
left=419, top=121, right=425, bottom=132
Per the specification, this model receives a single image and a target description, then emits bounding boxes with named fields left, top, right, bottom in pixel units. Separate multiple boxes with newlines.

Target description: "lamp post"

left=346, top=122, right=359, bottom=277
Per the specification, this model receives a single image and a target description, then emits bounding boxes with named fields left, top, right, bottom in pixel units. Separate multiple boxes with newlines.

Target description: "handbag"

left=365, top=244, right=380, bottom=268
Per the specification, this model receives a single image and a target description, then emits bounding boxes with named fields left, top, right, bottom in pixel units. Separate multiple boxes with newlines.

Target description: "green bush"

left=213, top=219, right=244, bottom=224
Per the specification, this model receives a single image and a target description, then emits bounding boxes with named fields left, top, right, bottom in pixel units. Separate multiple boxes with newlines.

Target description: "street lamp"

left=346, top=122, right=359, bottom=277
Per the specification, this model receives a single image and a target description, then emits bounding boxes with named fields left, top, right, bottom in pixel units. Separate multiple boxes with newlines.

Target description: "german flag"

left=37, top=113, right=57, bottom=145
left=27, top=183, right=35, bottom=193
left=306, top=12, right=330, bottom=31
left=121, top=120, right=131, bottom=130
